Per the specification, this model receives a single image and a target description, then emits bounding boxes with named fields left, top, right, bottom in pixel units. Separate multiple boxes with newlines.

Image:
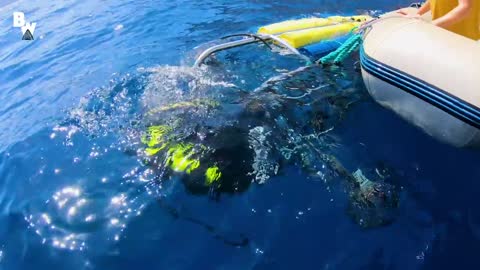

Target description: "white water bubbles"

left=140, top=65, right=236, bottom=120
left=248, top=126, right=279, bottom=184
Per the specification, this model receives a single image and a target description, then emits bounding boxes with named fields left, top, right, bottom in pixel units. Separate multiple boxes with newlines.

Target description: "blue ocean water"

left=1, top=0, right=480, bottom=269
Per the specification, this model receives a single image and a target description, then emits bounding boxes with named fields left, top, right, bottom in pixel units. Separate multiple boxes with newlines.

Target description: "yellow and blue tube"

left=298, top=34, right=351, bottom=58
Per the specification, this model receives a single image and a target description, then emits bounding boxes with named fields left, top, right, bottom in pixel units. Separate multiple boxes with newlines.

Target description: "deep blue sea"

left=1, top=0, right=480, bottom=269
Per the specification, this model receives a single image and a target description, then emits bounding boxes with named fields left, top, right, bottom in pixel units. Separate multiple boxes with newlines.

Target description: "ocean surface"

left=0, top=0, right=480, bottom=269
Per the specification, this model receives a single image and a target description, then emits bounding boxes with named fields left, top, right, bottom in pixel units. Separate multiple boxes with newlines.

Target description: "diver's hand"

left=396, top=8, right=409, bottom=15
left=396, top=9, right=421, bottom=19
left=406, top=13, right=421, bottom=19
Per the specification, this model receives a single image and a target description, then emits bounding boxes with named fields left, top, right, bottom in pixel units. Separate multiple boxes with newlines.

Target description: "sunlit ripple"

left=24, top=110, right=166, bottom=252
left=24, top=170, right=152, bottom=252
left=52, top=126, right=79, bottom=146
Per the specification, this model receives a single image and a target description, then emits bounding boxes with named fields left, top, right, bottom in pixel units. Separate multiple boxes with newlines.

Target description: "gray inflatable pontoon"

left=361, top=9, right=480, bottom=147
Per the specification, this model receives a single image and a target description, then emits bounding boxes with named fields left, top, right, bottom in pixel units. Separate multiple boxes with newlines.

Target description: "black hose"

left=157, top=199, right=250, bottom=247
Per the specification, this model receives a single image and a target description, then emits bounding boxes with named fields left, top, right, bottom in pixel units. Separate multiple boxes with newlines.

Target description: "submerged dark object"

left=22, top=29, right=34, bottom=40
left=347, top=170, right=399, bottom=228
left=180, top=126, right=255, bottom=195
left=316, top=152, right=400, bottom=229
left=140, top=68, right=400, bottom=228
left=141, top=124, right=255, bottom=196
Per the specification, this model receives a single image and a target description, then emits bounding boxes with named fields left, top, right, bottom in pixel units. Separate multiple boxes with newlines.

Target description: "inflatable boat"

left=360, top=8, right=480, bottom=147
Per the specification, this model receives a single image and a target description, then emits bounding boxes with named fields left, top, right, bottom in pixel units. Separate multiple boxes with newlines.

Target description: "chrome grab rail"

left=193, top=34, right=309, bottom=67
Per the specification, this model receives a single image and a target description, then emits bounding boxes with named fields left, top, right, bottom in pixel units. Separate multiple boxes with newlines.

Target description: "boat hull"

left=361, top=15, right=480, bottom=147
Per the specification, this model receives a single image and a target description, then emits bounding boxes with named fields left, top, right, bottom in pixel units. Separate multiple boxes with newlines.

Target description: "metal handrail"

left=221, top=33, right=273, bottom=50
left=193, top=37, right=260, bottom=67
left=193, top=33, right=311, bottom=67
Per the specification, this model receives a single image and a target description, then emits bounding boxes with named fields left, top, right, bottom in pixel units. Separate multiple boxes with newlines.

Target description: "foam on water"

left=248, top=126, right=279, bottom=184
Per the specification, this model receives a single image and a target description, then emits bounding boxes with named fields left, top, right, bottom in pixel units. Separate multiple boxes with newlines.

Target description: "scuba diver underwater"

left=136, top=64, right=400, bottom=229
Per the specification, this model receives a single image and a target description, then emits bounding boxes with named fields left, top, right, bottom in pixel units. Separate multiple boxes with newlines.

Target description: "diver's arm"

left=416, top=1, right=431, bottom=16
left=397, top=1, right=430, bottom=17
left=432, top=0, right=472, bottom=28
